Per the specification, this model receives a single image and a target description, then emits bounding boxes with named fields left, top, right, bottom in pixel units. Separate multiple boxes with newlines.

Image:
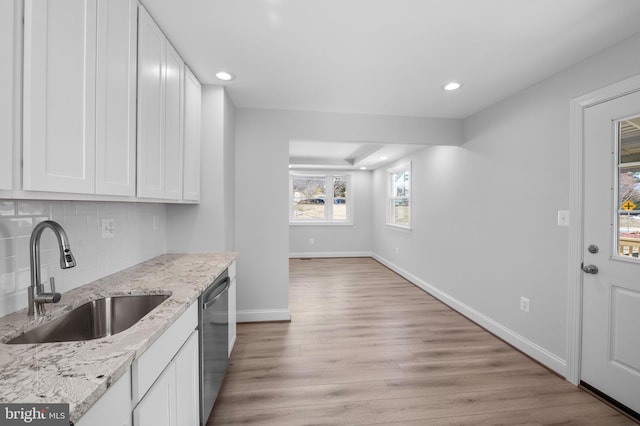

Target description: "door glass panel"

left=617, top=116, right=640, bottom=259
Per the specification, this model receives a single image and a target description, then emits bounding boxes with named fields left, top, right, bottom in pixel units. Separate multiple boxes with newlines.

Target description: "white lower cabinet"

left=228, top=261, right=237, bottom=357
left=134, top=330, right=199, bottom=426
left=175, top=330, right=200, bottom=425
left=134, top=359, right=176, bottom=426
left=132, top=302, right=199, bottom=426
left=76, top=369, right=132, bottom=426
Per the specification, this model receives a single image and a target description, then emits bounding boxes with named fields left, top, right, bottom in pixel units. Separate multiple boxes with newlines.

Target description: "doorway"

left=568, top=75, right=640, bottom=419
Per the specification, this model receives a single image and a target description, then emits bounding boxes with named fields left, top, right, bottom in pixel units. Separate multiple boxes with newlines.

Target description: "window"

left=388, top=163, right=411, bottom=228
left=290, top=173, right=351, bottom=224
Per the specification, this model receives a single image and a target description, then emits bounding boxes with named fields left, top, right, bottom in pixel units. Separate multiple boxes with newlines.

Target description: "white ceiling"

left=289, top=140, right=426, bottom=170
left=142, top=0, right=640, bottom=119
left=141, top=0, right=640, bottom=168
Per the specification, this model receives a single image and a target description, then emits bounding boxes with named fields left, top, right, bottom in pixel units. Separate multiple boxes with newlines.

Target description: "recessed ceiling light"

left=379, top=156, right=388, bottom=160
left=443, top=82, right=461, bottom=91
left=360, top=166, right=367, bottom=170
left=216, top=71, right=235, bottom=81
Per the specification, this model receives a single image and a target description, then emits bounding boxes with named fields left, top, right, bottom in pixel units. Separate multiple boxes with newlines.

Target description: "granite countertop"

left=0, top=252, right=237, bottom=422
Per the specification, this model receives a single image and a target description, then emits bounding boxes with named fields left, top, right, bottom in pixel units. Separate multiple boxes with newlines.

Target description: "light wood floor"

left=207, top=257, right=636, bottom=425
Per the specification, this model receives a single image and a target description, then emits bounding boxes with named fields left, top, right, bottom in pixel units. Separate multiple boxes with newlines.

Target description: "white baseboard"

left=237, top=308, right=291, bottom=322
left=372, top=253, right=567, bottom=377
left=289, top=251, right=373, bottom=259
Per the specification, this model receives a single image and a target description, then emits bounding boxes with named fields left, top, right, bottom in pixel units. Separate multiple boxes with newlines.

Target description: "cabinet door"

left=175, top=331, right=199, bottom=425
left=137, top=6, right=165, bottom=199
left=228, top=278, right=237, bottom=357
left=133, top=362, right=176, bottom=426
left=0, top=0, right=17, bottom=190
left=183, top=66, right=202, bottom=202
left=95, top=0, right=137, bottom=196
left=23, top=0, right=97, bottom=194
left=163, top=42, right=184, bottom=201
left=76, top=370, right=132, bottom=426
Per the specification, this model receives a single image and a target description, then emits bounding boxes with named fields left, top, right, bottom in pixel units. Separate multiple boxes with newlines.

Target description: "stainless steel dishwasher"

left=199, top=269, right=230, bottom=425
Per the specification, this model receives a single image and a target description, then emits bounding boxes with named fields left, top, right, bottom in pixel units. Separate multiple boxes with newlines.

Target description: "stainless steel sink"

left=6, top=294, right=170, bottom=344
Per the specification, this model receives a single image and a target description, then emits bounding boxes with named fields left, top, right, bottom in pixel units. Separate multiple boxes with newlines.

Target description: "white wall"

left=0, top=200, right=166, bottom=317
left=235, top=109, right=462, bottom=321
left=223, top=89, right=236, bottom=251
left=372, top=31, right=640, bottom=375
left=289, top=170, right=373, bottom=257
left=166, top=85, right=236, bottom=253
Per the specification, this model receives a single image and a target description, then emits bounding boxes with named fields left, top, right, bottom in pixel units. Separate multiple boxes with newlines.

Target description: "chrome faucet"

left=29, top=220, right=76, bottom=316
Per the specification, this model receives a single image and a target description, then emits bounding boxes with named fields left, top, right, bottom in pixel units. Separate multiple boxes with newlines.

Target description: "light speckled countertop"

left=0, top=252, right=237, bottom=422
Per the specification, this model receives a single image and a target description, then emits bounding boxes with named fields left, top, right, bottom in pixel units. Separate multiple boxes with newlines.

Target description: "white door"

left=582, top=89, right=640, bottom=415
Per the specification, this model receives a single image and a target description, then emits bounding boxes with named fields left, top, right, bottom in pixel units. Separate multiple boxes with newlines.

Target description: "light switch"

left=557, top=210, right=569, bottom=227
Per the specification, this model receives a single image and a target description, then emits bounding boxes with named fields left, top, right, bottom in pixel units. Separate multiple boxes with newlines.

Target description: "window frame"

left=289, top=172, right=353, bottom=226
left=387, top=162, right=412, bottom=230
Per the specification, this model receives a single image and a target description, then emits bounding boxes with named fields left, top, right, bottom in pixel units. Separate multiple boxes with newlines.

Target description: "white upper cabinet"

left=19, top=1, right=199, bottom=202
left=137, top=6, right=186, bottom=201
left=23, top=0, right=137, bottom=196
left=95, top=0, right=137, bottom=196
left=183, top=66, right=202, bottom=202
left=23, top=0, right=97, bottom=194
left=136, top=6, right=165, bottom=199
left=163, top=42, right=184, bottom=201
left=0, top=0, right=18, bottom=191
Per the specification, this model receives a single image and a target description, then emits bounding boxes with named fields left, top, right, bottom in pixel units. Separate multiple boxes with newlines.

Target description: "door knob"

left=581, top=263, right=599, bottom=274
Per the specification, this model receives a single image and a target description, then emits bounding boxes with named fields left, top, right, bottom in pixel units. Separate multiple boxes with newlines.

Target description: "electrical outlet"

left=395, top=247, right=400, bottom=254
left=520, top=296, right=530, bottom=313
left=309, top=237, right=315, bottom=245
left=153, top=215, right=160, bottom=230
left=101, top=218, right=115, bottom=239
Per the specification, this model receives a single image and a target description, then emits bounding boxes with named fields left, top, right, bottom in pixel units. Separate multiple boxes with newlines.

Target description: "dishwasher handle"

left=202, top=277, right=230, bottom=310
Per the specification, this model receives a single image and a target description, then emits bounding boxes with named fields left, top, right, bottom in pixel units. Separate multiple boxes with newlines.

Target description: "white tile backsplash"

left=0, top=202, right=16, bottom=216
left=0, top=200, right=167, bottom=318
left=17, top=200, right=47, bottom=216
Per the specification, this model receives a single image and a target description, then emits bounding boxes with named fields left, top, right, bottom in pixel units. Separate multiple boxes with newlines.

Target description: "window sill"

left=386, top=223, right=412, bottom=232
left=290, top=221, right=353, bottom=227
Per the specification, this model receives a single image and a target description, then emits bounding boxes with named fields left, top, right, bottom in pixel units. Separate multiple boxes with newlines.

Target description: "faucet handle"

left=34, top=277, right=62, bottom=304
left=49, top=277, right=62, bottom=303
